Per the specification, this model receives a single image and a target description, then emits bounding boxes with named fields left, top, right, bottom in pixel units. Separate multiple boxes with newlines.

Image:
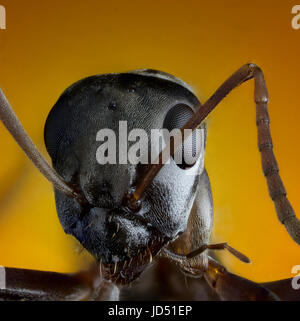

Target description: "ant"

left=0, top=64, right=299, bottom=300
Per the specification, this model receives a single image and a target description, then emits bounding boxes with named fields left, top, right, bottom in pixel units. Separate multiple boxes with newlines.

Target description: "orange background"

left=0, top=0, right=299, bottom=283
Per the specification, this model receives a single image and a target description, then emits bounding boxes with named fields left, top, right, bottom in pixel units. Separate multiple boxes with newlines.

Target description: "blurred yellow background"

left=0, top=0, right=299, bottom=283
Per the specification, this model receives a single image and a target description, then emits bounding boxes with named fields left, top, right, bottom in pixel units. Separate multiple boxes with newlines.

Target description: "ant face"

left=45, top=70, right=204, bottom=283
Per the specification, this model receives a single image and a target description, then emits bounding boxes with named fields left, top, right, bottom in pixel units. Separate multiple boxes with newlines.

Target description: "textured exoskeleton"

left=44, top=70, right=208, bottom=284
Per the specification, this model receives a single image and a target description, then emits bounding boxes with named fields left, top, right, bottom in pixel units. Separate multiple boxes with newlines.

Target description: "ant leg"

left=186, top=242, right=250, bottom=263
left=162, top=242, right=250, bottom=265
left=0, top=89, right=86, bottom=205
left=0, top=266, right=92, bottom=301
left=0, top=265, right=119, bottom=301
left=162, top=249, right=279, bottom=300
left=204, top=257, right=279, bottom=301
left=262, top=278, right=300, bottom=301
left=162, top=248, right=299, bottom=301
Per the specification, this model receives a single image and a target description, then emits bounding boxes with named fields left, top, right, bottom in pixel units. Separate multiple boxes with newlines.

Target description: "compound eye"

left=44, top=96, right=70, bottom=162
left=163, top=104, right=203, bottom=169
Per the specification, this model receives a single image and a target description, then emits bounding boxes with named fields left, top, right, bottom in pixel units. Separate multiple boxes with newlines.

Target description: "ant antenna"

left=125, top=64, right=300, bottom=246
left=0, top=89, right=86, bottom=204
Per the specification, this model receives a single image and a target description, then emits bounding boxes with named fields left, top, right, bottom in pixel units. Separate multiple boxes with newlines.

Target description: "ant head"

left=44, top=70, right=206, bottom=283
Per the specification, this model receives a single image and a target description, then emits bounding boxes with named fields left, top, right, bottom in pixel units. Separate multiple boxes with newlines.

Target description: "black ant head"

left=44, top=70, right=206, bottom=284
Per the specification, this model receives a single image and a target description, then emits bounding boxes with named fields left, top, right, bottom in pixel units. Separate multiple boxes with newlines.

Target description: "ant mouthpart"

left=122, top=190, right=143, bottom=213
